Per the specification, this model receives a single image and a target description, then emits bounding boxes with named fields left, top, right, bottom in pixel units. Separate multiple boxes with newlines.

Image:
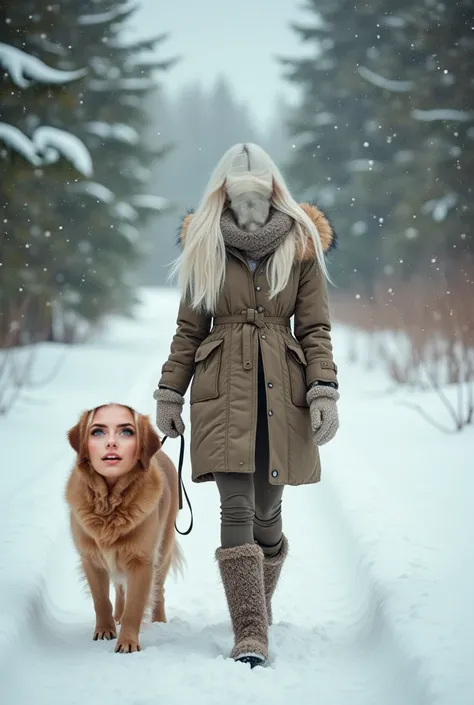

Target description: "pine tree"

left=260, top=93, right=293, bottom=167
left=380, top=1, right=474, bottom=274
left=207, top=77, right=259, bottom=163
left=282, top=0, right=473, bottom=293
left=139, top=77, right=263, bottom=285
left=0, top=1, right=92, bottom=344
left=1, top=1, right=174, bottom=344
left=44, top=0, right=175, bottom=327
left=281, top=0, right=402, bottom=295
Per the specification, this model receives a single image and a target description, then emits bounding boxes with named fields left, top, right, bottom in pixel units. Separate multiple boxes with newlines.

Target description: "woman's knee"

left=214, top=472, right=255, bottom=527
left=254, top=497, right=282, bottom=526
left=221, top=492, right=254, bottom=526
left=253, top=498, right=283, bottom=556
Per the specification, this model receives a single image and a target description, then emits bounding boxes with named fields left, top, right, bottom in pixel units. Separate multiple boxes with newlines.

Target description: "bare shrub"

left=331, top=258, right=474, bottom=432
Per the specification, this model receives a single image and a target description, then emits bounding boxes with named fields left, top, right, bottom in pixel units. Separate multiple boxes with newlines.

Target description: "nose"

left=106, top=435, right=118, bottom=448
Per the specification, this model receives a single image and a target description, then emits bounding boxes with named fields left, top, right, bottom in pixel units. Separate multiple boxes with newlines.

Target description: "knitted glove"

left=153, top=387, right=185, bottom=438
left=306, top=384, right=340, bottom=446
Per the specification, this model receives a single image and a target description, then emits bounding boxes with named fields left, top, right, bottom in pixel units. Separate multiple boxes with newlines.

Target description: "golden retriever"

left=65, top=403, right=181, bottom=653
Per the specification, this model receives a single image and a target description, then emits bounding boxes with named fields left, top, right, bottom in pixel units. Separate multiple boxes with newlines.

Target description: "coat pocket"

left=285, top=340, right=308, bottom=407
left=191, top=338, right=224, bottom=403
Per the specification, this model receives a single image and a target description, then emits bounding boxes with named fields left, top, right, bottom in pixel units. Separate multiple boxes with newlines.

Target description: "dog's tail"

left=170, top=537, right=186, bottom=579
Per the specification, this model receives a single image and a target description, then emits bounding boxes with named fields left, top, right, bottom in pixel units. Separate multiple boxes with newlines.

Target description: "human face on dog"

left=87, top=404, right=138, bottom=486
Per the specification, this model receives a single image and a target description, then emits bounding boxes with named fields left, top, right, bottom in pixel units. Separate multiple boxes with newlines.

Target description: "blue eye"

left=90, top=427, right=134, bottom=437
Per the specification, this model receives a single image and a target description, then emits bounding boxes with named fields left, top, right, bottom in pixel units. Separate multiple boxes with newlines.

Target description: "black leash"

left=161, top=434, right=193, bottom=536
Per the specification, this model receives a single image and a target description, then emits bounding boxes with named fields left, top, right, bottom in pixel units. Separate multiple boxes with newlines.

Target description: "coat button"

left=268, top=410, right=273, bottom=416
left=257, top=306, right=264, bottom=313
left=271, top=469, right=278, bottom=478
left=261, top=334, right=266, bottom=339
left=256, top=285, right=261, bottom=291
left=267, top=382, right=273, bottom=388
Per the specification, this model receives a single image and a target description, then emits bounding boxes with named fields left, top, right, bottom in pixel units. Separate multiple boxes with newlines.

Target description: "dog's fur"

left=65, top=408, right=181, bottom=653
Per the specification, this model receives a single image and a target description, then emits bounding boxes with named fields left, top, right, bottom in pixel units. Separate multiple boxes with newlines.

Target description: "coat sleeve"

left=157, top=297, right=212, bottom=395
left=293, top=258, right=338, bottom=387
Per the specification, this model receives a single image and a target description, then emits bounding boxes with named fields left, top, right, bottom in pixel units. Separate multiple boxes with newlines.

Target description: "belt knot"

left=245, top=308, right=264, bottom=328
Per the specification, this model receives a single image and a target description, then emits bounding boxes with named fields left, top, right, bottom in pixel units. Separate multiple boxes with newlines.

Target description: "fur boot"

left=216, top=543, right=268, bottom=668
left=263, top=534, right=289, bottom=625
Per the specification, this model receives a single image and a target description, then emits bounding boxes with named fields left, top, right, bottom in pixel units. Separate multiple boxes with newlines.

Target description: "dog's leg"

left=151, top=480, right=181, bottom=625
left=151, top=559, right=170, bottom=623
left=114, top=584, right=125, bottom=624
left=115, top=562, right=153, bottom=653
left=81, top=557, right=116, bottom=641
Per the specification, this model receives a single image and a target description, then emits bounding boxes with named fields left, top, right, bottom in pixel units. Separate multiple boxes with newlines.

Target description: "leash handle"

left=161, top=433, right=193, bottom=536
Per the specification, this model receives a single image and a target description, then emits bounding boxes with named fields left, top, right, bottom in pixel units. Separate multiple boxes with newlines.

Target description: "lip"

left=102, top=455, right=122, bottom=465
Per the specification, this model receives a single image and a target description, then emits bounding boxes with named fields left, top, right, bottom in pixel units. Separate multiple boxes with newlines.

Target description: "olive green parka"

left=158, top=203, right=338, bottom=486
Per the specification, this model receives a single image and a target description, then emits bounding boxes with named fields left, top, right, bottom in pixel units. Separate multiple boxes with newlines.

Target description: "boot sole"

left=235, top=652, right=266, bottom=669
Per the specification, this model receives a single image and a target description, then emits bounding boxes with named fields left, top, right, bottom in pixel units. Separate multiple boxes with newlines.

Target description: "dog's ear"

left=138, top=415, right=161, bottom=470
left=67, top=422, right=81, bottom=453
left=67, top=411, right=90, bottom=461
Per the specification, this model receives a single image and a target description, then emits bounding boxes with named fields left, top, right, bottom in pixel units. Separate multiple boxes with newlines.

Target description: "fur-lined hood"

left=179, top=202, right=336, bottom=260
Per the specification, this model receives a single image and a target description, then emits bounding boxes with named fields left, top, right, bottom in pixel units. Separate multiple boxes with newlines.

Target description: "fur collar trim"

left=178, top=202, right=336, bottom=260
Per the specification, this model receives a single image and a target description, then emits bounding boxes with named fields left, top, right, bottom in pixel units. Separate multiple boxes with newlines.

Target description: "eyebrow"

left=90, top=423, right=135, bottom=429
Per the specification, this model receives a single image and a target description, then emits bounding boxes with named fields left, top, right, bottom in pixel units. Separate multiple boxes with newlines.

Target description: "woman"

left=153, top=143, right=339, bottom=668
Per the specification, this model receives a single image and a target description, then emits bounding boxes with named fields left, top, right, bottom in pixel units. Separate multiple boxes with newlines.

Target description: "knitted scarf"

left=220, top=208, right=294, bottom=261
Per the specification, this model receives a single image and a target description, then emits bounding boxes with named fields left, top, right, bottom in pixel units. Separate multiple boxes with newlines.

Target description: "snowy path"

left=1, top=288, right=471, bottom=705
left=3, top=453, right=427, bottom=705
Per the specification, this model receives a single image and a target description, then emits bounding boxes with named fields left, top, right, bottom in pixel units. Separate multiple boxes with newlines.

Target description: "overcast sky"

left=126, top=0, right=311, bottom=129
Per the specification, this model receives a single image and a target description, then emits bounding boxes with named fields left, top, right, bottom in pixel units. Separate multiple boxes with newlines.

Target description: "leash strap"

left=161, top=434, right=193, bottom=536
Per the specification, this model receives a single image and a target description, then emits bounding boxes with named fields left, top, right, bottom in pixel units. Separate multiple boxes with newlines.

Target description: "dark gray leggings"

left=213, top=350, right=284, bottom=558
left=213, top=469, right=284, bottom=557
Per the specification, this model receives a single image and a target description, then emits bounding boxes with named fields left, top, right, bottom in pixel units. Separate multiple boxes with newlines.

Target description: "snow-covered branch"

left=0, top=123, right=93, bottom=176
left=381, top=16, right=407, bottom=28
left=0, top=42, right=86, bottom=89
left=358, top=66, right=413, bottom=92
left=118, top=223, right=140, bottom=243
left=28, top=36, right=67, bottom=57
left=112, top=201, right=139, bottom=221
left=70, top=183, right=167, bottom=221
left=412, top=109, right=473, bottom=122
left=85, top=121, right=140, bottom=145
left=34, top=127, right=93, bottom=177
left=128, top=194, right=169, bottom=211
left=312, top=112, right=334, bottom=126
left=107, top=32, right=169, bottom=52
left=78, top=3, right=137, bottom=26
left=347, top=158, right=382, bottom=172
left=421, top=193, right=458, bottom=222
left=70, top=181, right=115, bottom=203
left=0, top=123, right=42, bottom=165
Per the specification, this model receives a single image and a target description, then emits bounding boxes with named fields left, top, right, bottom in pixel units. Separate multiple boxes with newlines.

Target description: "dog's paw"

left=113, top=612, right=123, bottom=625
left=93, top=622, right=117, bottom=641
left=115, top=633, right=141, bottom=653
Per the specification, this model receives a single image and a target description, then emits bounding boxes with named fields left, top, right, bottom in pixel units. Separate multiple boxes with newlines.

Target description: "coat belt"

left=212, top=309, right=290, bottom=370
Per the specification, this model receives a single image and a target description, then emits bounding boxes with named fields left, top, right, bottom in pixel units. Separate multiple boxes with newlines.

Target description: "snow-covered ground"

left=0, top=287, right=472, bottom=705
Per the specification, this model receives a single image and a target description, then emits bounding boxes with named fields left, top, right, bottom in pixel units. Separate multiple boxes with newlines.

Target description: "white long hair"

left=170, top=142, right=330, bottom=313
